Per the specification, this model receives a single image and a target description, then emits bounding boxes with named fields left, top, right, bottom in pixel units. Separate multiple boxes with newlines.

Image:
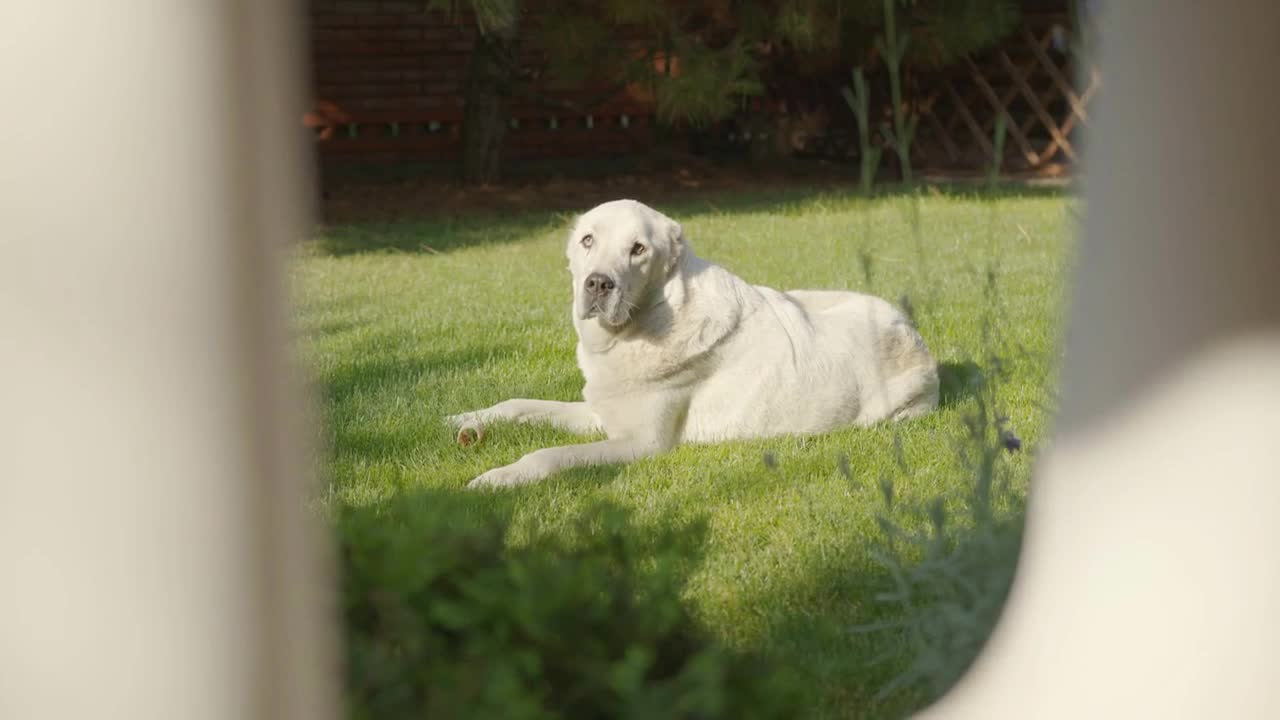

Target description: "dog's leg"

left=446, top=399, right=601, bottom=445
left=465, top=391, right=687, bottom=488
left=467, top=437, right=662, bottom=489
left=859, top=365, right=941, bottom=425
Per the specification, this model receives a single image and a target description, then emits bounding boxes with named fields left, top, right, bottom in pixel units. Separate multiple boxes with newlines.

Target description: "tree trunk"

left=461, top=29, right=517, bottom=185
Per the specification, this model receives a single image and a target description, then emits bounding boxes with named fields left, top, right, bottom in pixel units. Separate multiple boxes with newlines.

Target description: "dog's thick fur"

left=449, top=200, right=939, bottom=488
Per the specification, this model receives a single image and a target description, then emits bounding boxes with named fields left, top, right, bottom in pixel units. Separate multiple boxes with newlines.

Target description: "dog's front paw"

left=466, top=461, right=539, bottom=490
left=446, top=413, right=486, bottom=446
left=467, top=468, right=516, bottom=490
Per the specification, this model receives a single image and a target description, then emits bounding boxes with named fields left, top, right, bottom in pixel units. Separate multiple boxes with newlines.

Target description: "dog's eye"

left=580, top=234, right=594, bottom=248
left=630, top=242, right=646, bottom=257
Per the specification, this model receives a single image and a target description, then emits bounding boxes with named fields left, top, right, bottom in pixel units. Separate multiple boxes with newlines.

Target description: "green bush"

left=340, top=495, right=799, bottom=719
left=861, top=490, right=1024, bottom=702
left=859, top=317, right=1030, bottom=704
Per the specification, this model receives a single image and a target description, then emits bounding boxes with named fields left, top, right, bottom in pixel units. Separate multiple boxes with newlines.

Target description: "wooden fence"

left=308, top=1, right=1096, bottom=174
left=309, top=0, right=654, bottom=162
left=914, top=13, right=1098, bottom=173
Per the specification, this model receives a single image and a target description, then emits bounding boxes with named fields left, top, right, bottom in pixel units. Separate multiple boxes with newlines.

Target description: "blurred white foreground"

left=1, top=2, right=1277, bottom=719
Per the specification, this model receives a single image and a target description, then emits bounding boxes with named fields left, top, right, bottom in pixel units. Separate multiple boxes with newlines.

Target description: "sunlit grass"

left=292, top=186, right=1071, bottom=718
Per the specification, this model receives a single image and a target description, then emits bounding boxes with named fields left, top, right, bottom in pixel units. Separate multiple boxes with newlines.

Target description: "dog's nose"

left=584, top=273, right=616, bottom=296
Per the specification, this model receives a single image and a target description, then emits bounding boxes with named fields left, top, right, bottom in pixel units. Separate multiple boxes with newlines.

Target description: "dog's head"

left=566, top=199, right=686, bottom=330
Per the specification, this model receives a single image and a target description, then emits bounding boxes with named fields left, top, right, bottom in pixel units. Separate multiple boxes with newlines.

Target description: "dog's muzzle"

left=583, top=272, right=616, bottom=298
left=581, top=272, right=626, bottom=325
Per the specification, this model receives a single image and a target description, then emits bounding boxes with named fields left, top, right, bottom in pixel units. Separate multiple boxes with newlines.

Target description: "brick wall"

left=308, top=0, right=656, bottom=162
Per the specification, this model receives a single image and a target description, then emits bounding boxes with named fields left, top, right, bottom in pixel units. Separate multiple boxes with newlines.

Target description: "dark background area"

left=304, top=0, right=1091, bottom=203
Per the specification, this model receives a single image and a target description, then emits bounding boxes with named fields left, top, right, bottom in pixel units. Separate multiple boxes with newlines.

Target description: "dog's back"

left=677, top=273, right=937, bottom=441
left=786, top=289, right=939, bottom=425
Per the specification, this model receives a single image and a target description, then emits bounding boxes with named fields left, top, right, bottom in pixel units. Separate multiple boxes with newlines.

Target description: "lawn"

left=292, top=186, right=1072, bottom=718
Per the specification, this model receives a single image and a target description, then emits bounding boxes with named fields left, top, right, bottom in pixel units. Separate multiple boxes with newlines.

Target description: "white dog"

left=448, top=199, right=939, bottom=488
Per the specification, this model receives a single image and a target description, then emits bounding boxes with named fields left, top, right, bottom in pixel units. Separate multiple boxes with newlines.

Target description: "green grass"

left=292, top=186, right=1072, bottom=718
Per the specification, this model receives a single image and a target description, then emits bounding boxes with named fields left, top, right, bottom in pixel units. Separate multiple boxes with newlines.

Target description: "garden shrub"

left=860, top=337, right=1031, bottom=704
left=340, top=494, right=800, bottom=719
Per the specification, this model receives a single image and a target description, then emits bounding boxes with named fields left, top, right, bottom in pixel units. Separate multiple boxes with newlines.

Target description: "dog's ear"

left=663, top=216, right=685, bottom=274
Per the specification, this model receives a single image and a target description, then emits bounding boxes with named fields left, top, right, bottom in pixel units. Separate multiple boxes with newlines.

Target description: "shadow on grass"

left=938, top=360, right=985, bottom=408
left=742, top=542, right=915, bottom=717
left=314, top=214, right=566, bottom=256
left=311, top=182, right=1069, bottom=257
left=332, top=483, right=815, bottom=718
left=316, top=339, right=518, bottom=462
left=321, top=343, right=514, bottom=405
left=293, top=316, right=358, bottom=341
left=732, top=484, right=1022, bottom=719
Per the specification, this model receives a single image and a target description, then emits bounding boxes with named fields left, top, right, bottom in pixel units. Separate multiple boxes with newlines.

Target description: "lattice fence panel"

left=915, top=14, right=1099, bottom=174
